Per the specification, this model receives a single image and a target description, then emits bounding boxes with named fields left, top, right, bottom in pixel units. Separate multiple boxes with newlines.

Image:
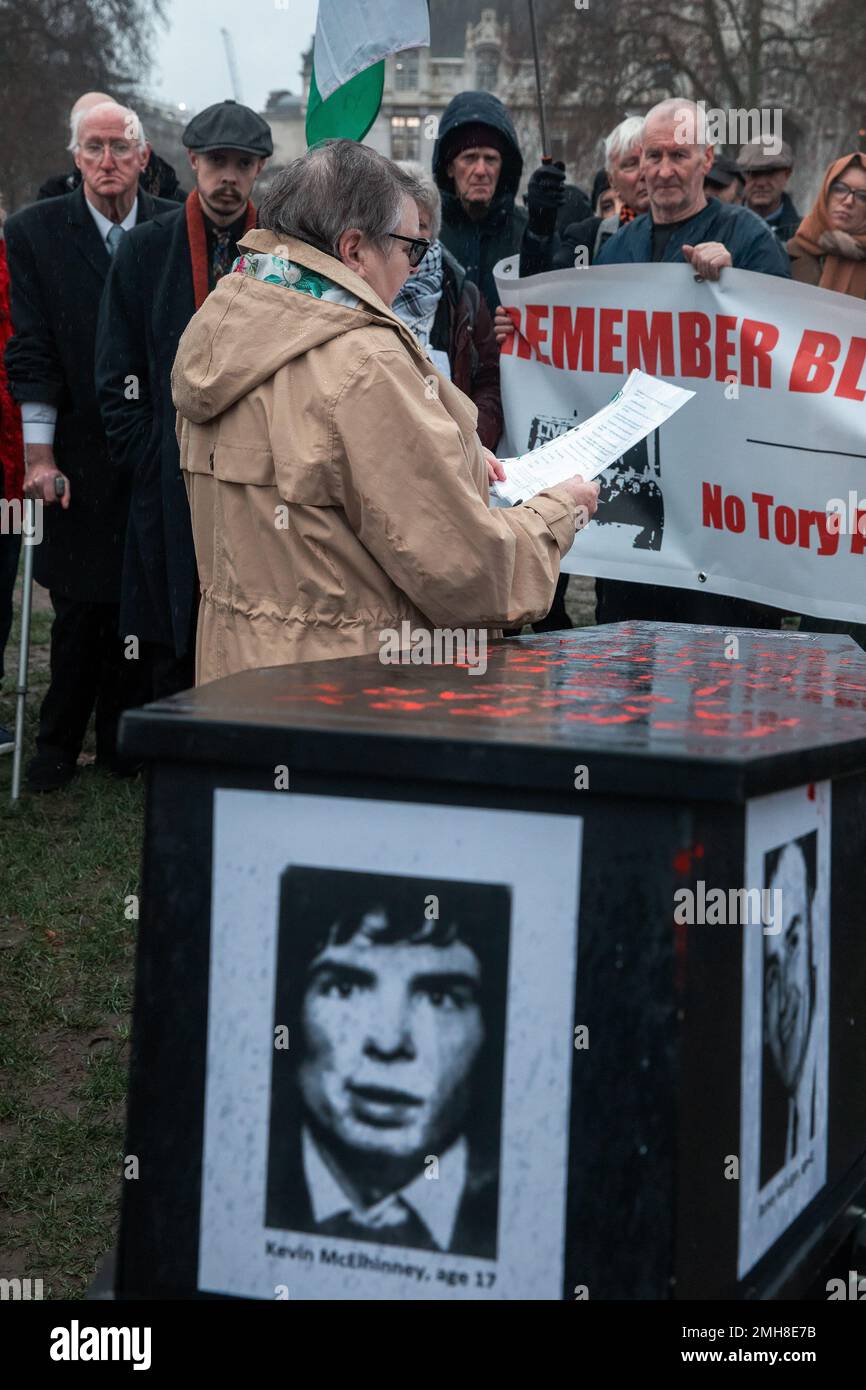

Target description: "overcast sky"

left=149, top=0, right=319, bottom=114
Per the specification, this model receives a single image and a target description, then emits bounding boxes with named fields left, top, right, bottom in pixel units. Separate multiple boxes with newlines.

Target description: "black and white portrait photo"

left=197, top=791, right=582, bottom=1300
left=738, top=783, right=830, bottom=1280
left=759, top=834, right=818, bottom=1189
left=265, top=867, right=509, bottom=1259
left=525, top=414, right=664, bottom=551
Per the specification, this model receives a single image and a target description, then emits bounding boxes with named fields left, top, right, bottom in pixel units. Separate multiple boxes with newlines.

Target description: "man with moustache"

left=266, top=868, right=508, bottom=1258
left=96, top=102, right=271, bottom=697
left=4, top=101, right=176, bottom=791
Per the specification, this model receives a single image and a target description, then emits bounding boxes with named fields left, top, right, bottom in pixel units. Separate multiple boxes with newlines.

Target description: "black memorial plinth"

left=115, top=622, right=866, bottom=1300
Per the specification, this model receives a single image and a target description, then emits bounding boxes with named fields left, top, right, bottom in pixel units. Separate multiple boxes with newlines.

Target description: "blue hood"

left=432, top=90, right=523, bottom=201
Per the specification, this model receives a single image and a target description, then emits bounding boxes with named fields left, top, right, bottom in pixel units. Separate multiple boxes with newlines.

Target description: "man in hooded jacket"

left=432, top=90, right=564, bottom=314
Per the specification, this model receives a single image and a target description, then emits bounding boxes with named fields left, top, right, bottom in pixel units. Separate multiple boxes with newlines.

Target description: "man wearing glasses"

left=4, top=102, right=176, bottom=791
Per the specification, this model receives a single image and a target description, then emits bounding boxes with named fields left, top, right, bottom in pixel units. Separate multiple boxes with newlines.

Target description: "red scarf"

left=0, top=239, right=24, bottom=501
left=185, top=188, right=257, bottom=310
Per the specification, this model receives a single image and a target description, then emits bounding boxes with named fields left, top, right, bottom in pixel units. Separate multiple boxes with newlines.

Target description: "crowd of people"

left=1, top=86, right=864, bottom=791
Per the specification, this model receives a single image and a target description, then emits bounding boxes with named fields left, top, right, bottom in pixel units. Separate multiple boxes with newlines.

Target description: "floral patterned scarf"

left=231, top=250, right=361, bottom=308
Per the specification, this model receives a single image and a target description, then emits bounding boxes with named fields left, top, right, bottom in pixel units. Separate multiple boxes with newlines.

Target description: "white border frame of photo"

left=737, top=781, right=831, bottom=1279
left=197, top=791, right=583, bottom=1300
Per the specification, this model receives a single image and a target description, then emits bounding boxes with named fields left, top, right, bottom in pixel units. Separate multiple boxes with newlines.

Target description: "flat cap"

left=183, top=99, right=273, bottom=157
left=737, top=136, right=794, bottom=172
left=705, top=154, right=746, bottom=189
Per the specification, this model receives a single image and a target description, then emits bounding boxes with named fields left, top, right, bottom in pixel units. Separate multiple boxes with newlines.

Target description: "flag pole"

left=527, top=0, right=550, bottom=159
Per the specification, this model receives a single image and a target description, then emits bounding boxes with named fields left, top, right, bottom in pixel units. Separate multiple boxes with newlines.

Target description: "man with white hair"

left=538, top=116, right=650, bottom=274
left=592, top=97, right=792, bottom=632
left=38, top=91, right=184, bottom=203
left=4, top=101, right=177, bottom=791
left=596, top=98, right=790, bottom=279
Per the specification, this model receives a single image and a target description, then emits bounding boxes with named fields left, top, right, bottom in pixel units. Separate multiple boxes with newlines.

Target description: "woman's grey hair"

left=604, top=115, right=644, bottom=170
left=258, top=139, right=426, bottom=258
left=68, top=102, right=147, bottom=153
left=395, top=159, right=441, bottom=241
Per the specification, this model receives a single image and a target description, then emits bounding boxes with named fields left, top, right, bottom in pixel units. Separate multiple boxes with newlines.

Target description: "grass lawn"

left=0, top=581, right=143, bottom=1299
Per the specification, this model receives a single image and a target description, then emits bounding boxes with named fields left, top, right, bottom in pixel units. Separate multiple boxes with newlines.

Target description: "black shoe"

left=26, top=754, right=77, bottom=793
left=0, top=725, right=14, bottom=755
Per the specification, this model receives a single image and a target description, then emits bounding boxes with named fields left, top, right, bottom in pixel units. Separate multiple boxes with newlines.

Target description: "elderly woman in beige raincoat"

left=172, top=140, right=598, bottom=684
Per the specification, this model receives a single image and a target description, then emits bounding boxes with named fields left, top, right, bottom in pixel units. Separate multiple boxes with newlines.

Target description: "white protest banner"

left=495, top=260, right=866, bottom=622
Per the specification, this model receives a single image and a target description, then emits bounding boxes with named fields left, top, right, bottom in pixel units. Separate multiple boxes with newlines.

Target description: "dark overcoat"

left=4, top=185, right=175, bottom=601
left=95, top=205, right=198, bottom=653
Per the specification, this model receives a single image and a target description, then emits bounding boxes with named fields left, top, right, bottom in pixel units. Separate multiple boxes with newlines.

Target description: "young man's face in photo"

left=764, top=846, right=812, bottom=1091
left=298, top=916, right=484, bottom=1164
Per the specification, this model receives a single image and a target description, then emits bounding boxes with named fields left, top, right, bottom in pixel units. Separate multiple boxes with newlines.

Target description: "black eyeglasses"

left=829, top=180, right=866, bottom=207
left=386, top=232, right=432, bottom=267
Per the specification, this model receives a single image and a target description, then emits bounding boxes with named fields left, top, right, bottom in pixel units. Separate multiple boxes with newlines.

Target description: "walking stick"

left=10, top=498, right=36, bottom=802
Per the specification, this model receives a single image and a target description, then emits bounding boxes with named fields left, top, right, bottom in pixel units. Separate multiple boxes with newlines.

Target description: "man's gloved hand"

left=526, top=160, right=566, bottom=236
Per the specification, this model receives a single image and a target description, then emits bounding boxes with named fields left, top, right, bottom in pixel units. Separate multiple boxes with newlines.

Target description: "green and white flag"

left=306, top=0, right=430, bottom=146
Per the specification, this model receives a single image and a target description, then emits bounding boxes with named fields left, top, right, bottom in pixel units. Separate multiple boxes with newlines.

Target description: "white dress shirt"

left=302, top=1126, right=468, bottom=1252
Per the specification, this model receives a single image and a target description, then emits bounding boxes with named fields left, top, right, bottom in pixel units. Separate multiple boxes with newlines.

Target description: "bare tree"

left=0, top=0, right=166, bottom=209
left=512, top=0, right=864, bottom=197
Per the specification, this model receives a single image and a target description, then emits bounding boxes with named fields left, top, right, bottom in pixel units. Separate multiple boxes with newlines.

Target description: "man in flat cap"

left=738, top=136, right=801, bottom=245
left=96, top=101, right=271, bottom=697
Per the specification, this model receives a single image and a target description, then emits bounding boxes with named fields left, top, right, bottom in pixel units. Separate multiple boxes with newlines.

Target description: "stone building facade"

left=263, top=8, right=570, bottom=195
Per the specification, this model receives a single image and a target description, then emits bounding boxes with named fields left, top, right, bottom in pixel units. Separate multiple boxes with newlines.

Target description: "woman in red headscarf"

left=787, top=153, right=866, bottom=297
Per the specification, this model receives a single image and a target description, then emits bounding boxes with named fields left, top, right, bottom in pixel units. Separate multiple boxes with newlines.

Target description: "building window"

left=394, top=50, right=419, bottom=91
left=475, top=49, right=499, bottom=91
left=391, top=115, right=421, bottom=160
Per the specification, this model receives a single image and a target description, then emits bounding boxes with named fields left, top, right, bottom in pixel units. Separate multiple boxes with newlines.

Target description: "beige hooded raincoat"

left=172, top=230, right=580, bottom=684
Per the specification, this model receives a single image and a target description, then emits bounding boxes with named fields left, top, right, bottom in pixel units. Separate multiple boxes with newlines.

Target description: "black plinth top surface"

left=120, top=623, right=866, bottom=801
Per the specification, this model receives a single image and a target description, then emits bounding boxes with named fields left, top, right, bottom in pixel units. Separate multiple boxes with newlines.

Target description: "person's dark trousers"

left=142, top=641, right=196, bottom=702
left=0, top=530, right=22, bottom=684
left=141, top=594, right=198, bottom=701
left=596, top=578, right=788, bottom=630
left=34, top=592, right=151, bottom=767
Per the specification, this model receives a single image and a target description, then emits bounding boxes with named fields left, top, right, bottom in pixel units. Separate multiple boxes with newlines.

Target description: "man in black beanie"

left=432, top=91, right=563, bottom=313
